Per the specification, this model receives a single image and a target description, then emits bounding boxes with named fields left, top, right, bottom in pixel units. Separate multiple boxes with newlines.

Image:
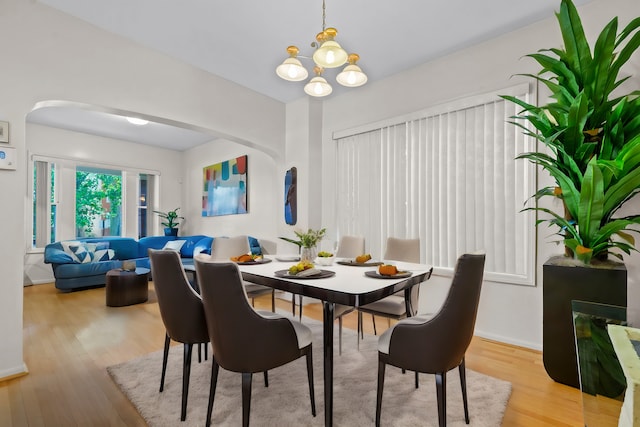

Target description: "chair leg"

left=375, top=359, right=386, bottom=427
left=242, top=372, right=253, bottom=427
left=338, top=316, right=343, bottom=355
left=160, top=333, right=170, bottom=392
left=271, top=290, right=275, bottom=312
left=299, top=295, right=303, bottom=320
left=357, top=311, right=361, bottom=351
left=263, top=371, right=269, bottom=387
left=196, top=343, right=208, bottom=361
left=206, top=358, right=220, bottom=426
left=291, top=294, right=296, bottom=316
left=415, top=371, right=419, bottom=389
left=181, top=343, right=193, bottom=421
left=459, top=358, right=469, bottom=424
left=435, top=372, right=447, bottom=427
left=372, top=314, right=377, bottom=335
left=306, top=349, right=316, bottom=417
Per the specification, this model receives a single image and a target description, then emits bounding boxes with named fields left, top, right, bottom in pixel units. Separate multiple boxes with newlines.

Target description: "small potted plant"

left=280, top=228, right=326, bottom=262
left=153, top=207, right=184, bottom=236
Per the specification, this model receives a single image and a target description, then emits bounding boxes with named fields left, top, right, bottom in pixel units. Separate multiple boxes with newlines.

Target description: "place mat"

left=235, top=258, right=272, bottom=265
left=275, top=256, right=300, bottom=262
left=365, top=270, right=412, bottom=279
left=337, top=260, right=383, bottom=267
left=274, top=269, right=336, bottom=279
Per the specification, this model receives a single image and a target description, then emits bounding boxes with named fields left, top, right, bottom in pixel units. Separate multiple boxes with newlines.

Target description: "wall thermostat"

left=0, top=147, right=17, bottom=170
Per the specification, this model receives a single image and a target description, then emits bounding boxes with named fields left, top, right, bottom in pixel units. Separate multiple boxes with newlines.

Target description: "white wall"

left=0, top=0, right=284, bottom=379
left=319, top=0, right=640, bottom=350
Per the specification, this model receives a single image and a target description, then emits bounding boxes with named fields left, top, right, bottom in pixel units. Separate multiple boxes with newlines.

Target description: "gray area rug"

left=108, top=317, right=511, bottom=426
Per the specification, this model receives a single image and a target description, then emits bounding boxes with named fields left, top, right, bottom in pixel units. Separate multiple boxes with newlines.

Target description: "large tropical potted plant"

left=503, top=0, right=640, bottom=388
left=153, top=207, right=184, bottom=237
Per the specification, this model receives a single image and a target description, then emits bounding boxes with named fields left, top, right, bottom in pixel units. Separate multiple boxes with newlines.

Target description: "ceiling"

left=29, top=0, right=594, bottom=149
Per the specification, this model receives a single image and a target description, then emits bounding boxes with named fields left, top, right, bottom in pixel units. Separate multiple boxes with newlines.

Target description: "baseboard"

left=0, top=362, right=29, bottom=383
left=475, top=329, right=541, bottom=352
left=26, top=279, right=53, bottom=286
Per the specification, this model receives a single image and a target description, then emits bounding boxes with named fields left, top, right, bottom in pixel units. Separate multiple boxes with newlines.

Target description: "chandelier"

left=275, top=0, right=367, bottom=97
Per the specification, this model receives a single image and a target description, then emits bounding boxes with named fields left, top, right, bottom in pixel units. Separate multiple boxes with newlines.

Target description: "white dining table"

left=237, top=257, right=433, bottom=427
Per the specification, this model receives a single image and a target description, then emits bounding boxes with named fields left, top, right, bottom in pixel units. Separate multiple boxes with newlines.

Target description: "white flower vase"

left=300, top=246, right=317, bottom=263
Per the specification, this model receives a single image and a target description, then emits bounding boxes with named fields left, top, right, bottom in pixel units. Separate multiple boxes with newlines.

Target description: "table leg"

left=404, top=287, right=413, bottom=318
left=322, top=301, right=334, bottom=427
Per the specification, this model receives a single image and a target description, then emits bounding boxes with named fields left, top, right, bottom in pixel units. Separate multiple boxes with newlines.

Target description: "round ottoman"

left=105, top=267, right=150, bottom=307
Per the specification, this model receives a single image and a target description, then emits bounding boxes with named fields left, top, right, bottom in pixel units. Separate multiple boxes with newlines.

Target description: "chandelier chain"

left=322, top=0, right=326, bottom=31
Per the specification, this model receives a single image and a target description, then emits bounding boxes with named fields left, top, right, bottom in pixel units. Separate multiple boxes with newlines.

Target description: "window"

left=334, top=84, right=536, bottom=285
left=33, top=160, right=57, bottom=247
left=75, top=167, right=122, bottom=237
left=137, top=174, right=157, bottom=239
left=30, top=155, right=159, bottom=249
left=138, top=174, right=148, bottom=239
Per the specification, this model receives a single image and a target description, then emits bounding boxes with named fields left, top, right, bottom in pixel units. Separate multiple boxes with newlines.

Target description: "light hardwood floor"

left=0, top=282, right=587, bottom=426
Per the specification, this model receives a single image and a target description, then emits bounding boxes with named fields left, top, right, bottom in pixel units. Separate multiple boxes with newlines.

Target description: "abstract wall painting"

left=202, top=155, right=248, bottom=217
left=284, top=167, right=297, bottom=225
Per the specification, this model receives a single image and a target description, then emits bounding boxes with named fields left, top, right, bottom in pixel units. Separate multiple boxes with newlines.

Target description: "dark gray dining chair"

left=375, top=252, right=486, bottom=427
left=194, top=259, right=316, bottom=427
left=210, top=235, right=275, bottom=311
left=149, top=249, right=210, bottom=422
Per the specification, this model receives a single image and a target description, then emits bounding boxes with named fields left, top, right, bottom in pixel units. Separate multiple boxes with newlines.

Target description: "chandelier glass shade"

left=336, top=54, right=367, bottom=87
left=312, top=28, right=348, bottom=68
left=304, top=67, right=333, bottom=97
left=275, top=46, right=309, bottom=82
left=276, top=0, right=366, bottom=97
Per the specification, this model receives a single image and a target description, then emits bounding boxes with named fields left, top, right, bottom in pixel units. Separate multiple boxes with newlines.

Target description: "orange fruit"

left=237, top=254, right=253, bottom=262
left=378, top=264, right=398, bottom=276
left=355, top=254, right=372, bottom=263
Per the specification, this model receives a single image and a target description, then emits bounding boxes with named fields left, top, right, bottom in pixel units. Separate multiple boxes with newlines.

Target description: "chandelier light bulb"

left=326, top=50, right=335, bottom=64
left=313, top=81, right=324, bottom=95
left=288, top=66, right=300, bottom=79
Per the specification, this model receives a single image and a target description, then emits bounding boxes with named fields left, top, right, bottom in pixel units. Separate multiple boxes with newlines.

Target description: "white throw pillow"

left=163, top=240, right=186, bottom=252
left=61, top=241, right=91, bottom=263
left=91, top=248, right=116, bottom=262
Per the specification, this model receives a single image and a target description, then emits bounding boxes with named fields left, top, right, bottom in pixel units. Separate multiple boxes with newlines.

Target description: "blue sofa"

left=44, top=235, right=263, bottom=291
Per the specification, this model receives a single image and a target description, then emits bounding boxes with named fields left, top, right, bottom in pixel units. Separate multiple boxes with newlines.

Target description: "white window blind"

left=335, top=85, right=536, bottom=285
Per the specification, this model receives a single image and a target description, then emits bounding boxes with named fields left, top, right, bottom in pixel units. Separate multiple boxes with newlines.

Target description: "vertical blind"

left=335, top=85, right=536, bottom=285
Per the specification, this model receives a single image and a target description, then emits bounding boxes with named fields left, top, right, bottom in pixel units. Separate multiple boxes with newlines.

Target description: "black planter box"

left=543, top=256, right=627, bottom=388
